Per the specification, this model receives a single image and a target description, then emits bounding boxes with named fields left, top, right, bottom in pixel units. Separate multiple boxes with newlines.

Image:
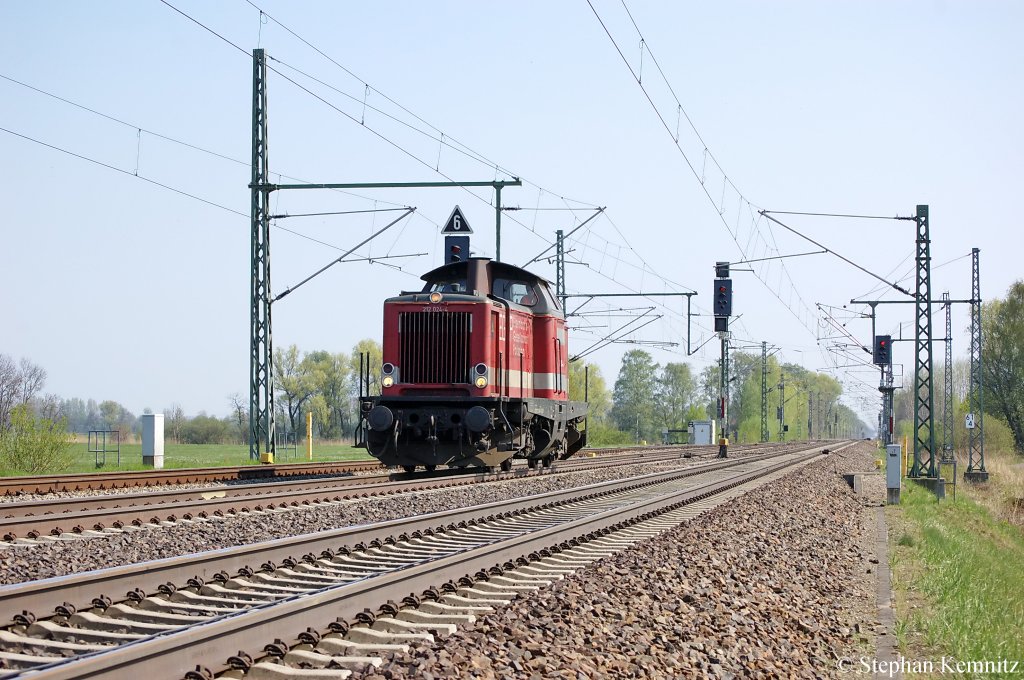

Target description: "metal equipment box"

left=689, top=420, right=716, bottom=446
left=885, top=444, right=901, bottom=504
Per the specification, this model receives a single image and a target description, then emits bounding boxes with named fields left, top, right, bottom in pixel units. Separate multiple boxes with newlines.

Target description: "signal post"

left=714, top=262, right=733, bottom=458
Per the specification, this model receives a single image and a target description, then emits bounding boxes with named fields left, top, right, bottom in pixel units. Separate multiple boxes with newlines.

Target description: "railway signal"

left=713, top=261, right=733, bottom=458
left=441, top=206, right=473, bottom=264
left=713, top=280, right=732, bottom=332
left=873, top=335, right=892, bottom=365
left=714, top=280, right=733, bottom=316
left=445, top=234, right=470, bottom=264
left=714, top=260, right=732, bottom=333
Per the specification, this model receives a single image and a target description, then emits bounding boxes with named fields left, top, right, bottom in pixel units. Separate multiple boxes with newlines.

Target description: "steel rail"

left=0, top=443, right=800, bottom=540
left=0, top=447, right=718, bottom=540
left=10, top=442, right=852, bottom=679
left=0, top=445, right=826, bottom=624
left=0, top=445, right=711, bottom=518
left=0, top=460, right=384, bottom=496
left=0, top=441, right=783, bottom=497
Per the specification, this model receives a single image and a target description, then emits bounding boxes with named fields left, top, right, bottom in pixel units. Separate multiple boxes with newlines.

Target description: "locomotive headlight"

left=381, top=363, right=398, bottom=388
left=429, top=292, right=443, bottom=303
left=472, top=363, right=488, bottom=388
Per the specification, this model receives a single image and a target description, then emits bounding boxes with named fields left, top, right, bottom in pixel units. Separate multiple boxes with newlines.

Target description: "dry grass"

left=957, top=446, right=1024, bottom=527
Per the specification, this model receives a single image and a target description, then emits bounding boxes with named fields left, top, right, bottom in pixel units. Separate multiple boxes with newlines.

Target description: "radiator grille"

left=399, top=311, right=472, bottom=384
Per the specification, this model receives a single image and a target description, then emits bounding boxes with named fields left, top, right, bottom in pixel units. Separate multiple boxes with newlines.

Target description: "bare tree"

left=0, top=355, right=47, bottom=428
left=0, top=354, right=20, bottom=428
left=166, top=403, right=186, bottom=444
left=36, top=393, right=61, bottom=421
left=228, top=393, right=248, bottom=444
left=17, top=358, right=46, bottom=406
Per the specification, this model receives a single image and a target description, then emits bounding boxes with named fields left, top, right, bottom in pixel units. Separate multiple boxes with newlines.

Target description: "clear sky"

left=2, top=1, right=1021, bottom=424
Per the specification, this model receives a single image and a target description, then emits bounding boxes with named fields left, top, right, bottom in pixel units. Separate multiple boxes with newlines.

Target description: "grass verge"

left=0, top=442, right=374, bottom=476
left=888, top=472, right=1024, bottom=673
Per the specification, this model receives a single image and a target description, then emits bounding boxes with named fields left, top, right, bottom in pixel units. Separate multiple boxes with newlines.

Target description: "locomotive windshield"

left=416, top=259, right=557, bottom=311
left=427, top=278, right=467, bottom=293
left=492, top=277, right=537, bottom=307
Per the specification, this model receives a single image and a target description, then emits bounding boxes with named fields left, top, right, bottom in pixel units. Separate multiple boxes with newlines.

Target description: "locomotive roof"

left=419, top=257, right=552, bottom=286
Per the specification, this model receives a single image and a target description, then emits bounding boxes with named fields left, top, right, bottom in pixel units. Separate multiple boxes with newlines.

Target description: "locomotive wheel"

left=500, top=459, right=513, bottom=472
left=527, top=458, right=538, bottom=470
left=541, top=455, right=553, bottom=468
left=425, top=465, right=437, bottom=472
left=402, top=465, right=416, bottom=473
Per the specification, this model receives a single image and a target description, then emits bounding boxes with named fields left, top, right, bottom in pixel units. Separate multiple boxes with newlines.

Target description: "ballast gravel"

left=354, top=442, right=880, bottom=679
left=0, top=459, right=702, bottom=584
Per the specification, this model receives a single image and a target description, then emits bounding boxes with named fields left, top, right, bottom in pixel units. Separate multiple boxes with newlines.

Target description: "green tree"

left=0, top=404, right=74, bottom=473
left=587, top=420, right=634, bottom=446
left=698, top=364, right=719, bottom=420
left=349, top=339, right=383, bottom=399
left=982, top=282, right=1024, bottom=451
left=611, top=350, right=659, bottom=442
left=180, top=413, right=231, bottom=444
left=347, top=339, right=383, bottom=438
left=305, top=351, right=350, bottom=439
left=655, top=362, right=697, bottom=431
left=274, top=344, right=317, bottom=436
left=569, top=361, right=612, bottom=421
left=98, top=400, right=136, bottom=440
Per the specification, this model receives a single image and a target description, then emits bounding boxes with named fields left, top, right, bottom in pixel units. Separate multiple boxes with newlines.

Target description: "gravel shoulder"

left=357, top=442, right=882, bottom=679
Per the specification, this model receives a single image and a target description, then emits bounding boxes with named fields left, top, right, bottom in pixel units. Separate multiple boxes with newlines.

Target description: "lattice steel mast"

left=761, top=341, right=769, bottom=442
left=555, top=229, right=567, bottom=312
left=778, top=370, right=786, bottom=442
left=941, top=292, right=954, bottom=462
left=881, top=362, right=894, bottom=446
left=965, top=247, right=988, bottom=481
left=250, top=48, right=275, bottom=462
left=911, top=205, right=936, bottom=477
left=718, top=334, right=730, bottom=456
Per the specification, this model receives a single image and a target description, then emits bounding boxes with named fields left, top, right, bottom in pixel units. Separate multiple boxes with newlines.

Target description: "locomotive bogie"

left=362, top=396, right=587, bottom=469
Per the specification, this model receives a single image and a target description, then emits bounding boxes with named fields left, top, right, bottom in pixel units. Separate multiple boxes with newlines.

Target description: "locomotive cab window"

left=492, top=278, right=537, bottom=307
left=538, top=282, right=560, bottom=310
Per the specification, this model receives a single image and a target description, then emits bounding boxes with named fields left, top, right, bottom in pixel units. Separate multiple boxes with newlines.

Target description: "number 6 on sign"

left=442, top=205, right=473, bottom=234
left=965, top=413, right=976, bottom=429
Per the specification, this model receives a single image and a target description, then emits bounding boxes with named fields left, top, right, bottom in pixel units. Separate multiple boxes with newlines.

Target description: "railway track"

left=0, top=442, right=790, bottom=497
left=0, top=443, right=809, bottom=542
left=0, top=461, right=384, bottom=497
left=0, top=441, right=850, bottom=679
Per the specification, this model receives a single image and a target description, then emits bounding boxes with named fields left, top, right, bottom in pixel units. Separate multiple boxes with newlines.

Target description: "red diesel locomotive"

left=360, top=257, right=588, bottom=471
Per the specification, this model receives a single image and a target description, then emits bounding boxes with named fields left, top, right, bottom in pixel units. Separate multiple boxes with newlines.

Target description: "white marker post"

left=142, top=413, right=165, bottom=469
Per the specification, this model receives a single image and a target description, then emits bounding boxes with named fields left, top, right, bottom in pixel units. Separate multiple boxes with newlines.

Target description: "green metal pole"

left=966, top=248, right=988, bottom=481
left=249, top=48, right=275, bottom=463
left=495, top=183, right=503, bottom=262
left=911, top=204, right=936, bottom=477
left=761, top=341, right=769, bottom=442
left=555, top=229, right=566, bottom=311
